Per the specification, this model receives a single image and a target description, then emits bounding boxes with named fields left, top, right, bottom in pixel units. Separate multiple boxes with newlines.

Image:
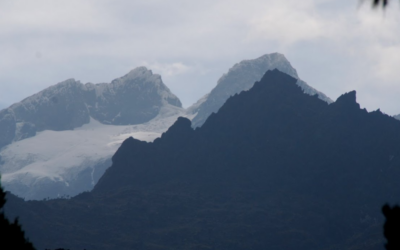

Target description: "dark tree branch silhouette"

left=361, top=0, right=393, bottom=8
left=373, top=0, right=389, bottom=7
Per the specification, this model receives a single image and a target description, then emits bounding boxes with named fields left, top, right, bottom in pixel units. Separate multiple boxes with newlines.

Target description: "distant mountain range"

left=394, top=114, right=400, bottom=120
left=0, top=53, right=332, bottom=200
left=0, top=67, right=188, bottom=200
left=189, top=53, right=332, bottom=128
left=0, top=66, right=181, bottom=145
left=5, top=69, right=400, bottom=250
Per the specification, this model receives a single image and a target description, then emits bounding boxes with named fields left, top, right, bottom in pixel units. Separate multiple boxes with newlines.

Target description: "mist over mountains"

left=0, top=53, right=333, bottom=201
left=4, top=69, right=400, bottom=250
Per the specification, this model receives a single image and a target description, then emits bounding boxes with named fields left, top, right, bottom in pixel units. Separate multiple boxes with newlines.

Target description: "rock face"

left=6, top=70, right=400, bottom=250
left=189, top=53, right=332, bottom=128
left=84, top=67, right=182, bottom=125
left=0, top=67, right=181, bottom=148
left=0, top=67, right=184, bottom=200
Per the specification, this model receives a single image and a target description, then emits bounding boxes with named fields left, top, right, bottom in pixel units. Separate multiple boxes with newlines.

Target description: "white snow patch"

left=0, top=104, right=193, bottom=194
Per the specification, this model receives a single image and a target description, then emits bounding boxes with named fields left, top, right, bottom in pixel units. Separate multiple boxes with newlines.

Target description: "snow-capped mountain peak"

left=124, top=66, right=156, bottom=80
left=111, top=67, right=161, bottom=88
left=224, top=53, right=299, bottom=81
left=0, top=54, right=334, bottom=201
left=0, top=67, right=182, bottom=148
left=189, top=53, right=332, bottom=128
left=0, top=67, right=187, bottom=200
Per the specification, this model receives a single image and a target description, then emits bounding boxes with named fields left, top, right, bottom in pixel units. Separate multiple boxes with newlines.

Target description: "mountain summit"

left=0, top=67, right=185, bottom=200
left=84, top=67, right=182, bottom=125
left=0, top=67, right=181, bottom=148
left=0, top=54, right=333, bottom=201
left=7, top=69, right=400, bottom=250
left=189, top=53, right=332, bottom=128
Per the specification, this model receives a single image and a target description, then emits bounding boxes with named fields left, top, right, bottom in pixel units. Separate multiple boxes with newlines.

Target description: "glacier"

left=0, top=104, right=192, bottom=200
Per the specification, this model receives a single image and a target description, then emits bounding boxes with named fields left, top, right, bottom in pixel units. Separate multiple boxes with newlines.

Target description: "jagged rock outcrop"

left=189, top=53, right=332, bottom=128
left=84, top=67, right=182, bottom=125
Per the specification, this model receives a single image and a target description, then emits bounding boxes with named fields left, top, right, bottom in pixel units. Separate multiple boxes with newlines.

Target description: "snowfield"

left=0, top=104, right=194, bottom=200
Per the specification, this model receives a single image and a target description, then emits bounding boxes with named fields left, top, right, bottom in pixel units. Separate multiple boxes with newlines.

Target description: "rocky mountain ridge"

left=0, top=67, right=181, bottom=149
left=189, top=53, right=332, bottom=127
left=0, top=67, right=185, bottom=200
left=5, top=69, right=400, bottom=250
left=0, top=53, right=333, bottom=200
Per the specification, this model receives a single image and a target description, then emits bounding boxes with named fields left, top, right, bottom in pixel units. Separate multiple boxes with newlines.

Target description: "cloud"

left=0, top=0, right=400, bottom=114
left=374, top=45, right=400, bottom=83
left=141, top=62, right=191, bottom=77
left=246, top=1, right=329, bottom=45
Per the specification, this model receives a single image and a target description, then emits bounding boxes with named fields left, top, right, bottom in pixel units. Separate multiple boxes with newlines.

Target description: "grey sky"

left=1, top=0, right=400, bottom=114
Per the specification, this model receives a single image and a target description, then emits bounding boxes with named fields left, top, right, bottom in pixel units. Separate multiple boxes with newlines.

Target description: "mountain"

left=394, top=114, right=400, bottom=121
left=0, top=67, right=186, bottom=200
left=0, top=66, right=181, bottom=147
left=5, top=70, right=400, bottom=250
left=0, top=54, right=332, bottom=201
left=189, top=53, right=332, bottom=128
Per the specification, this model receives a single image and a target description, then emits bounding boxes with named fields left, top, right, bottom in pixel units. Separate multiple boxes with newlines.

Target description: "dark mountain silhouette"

left=188, top=53, right=332, bottom=128
left=5, top=69, right=400, bottom=250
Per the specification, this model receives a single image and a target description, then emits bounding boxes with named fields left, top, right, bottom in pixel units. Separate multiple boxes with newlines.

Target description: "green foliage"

left=0, top=179, right=36, bottom=250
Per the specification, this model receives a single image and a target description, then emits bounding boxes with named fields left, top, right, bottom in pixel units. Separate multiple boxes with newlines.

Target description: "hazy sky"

left=1, top=0, right=400, bottom=115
